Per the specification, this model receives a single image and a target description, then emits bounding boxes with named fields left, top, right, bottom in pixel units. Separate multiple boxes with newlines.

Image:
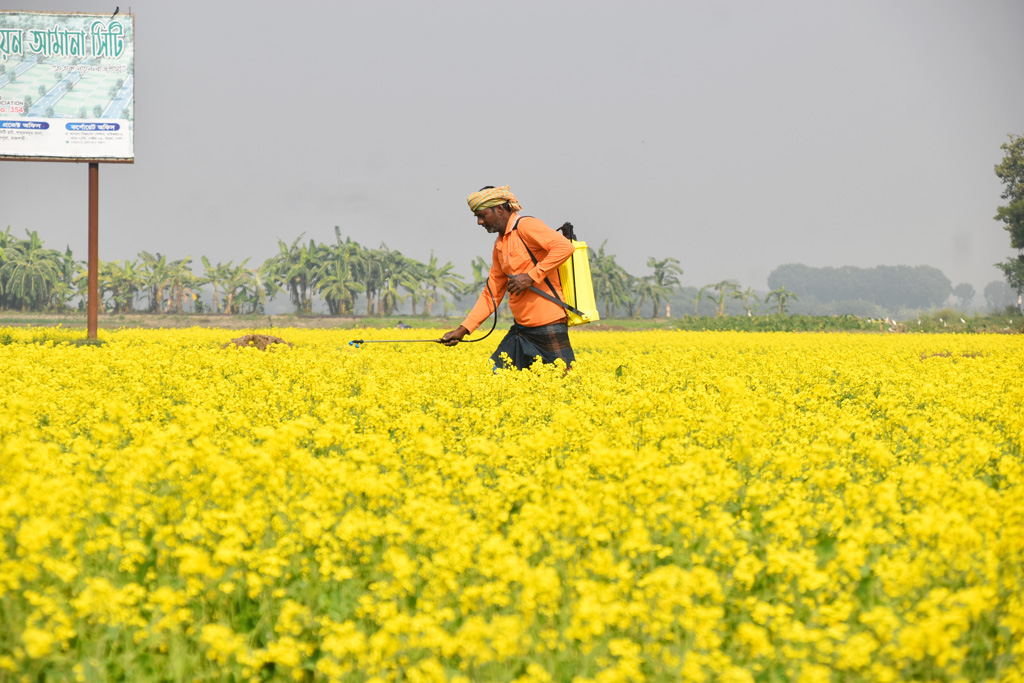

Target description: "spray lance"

left=348, top=282, right=499, bottom=348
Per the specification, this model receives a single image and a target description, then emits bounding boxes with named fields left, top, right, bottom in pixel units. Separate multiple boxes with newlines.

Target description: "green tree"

left=221, top=260, right=252, bottom=315
left=995, top=257, right=1024, bottom=311
left=736, top=286, right=760, bottom=316
left=994, top=133, right=1024, bottom=301
left=373, top=245, right=413, bottom=316
left=591, top=241, right=633, bottom=318
left=359, top=245, right=389, bottom=315
left=984, top=279, right=1016, bottom=311
left=247, top=260, right=278, bottom=314
left=994, top=133, right=1024, bottom=246
left=0, top=227, right=13, bottom=310
left=200, top=256, right=234, bottom=314
left=462, top=256, right=490, bottom=297
left=267, top=235, right=322, bottom=314
left=139, top=251, right=170, bottom=313
left=995, top=200, right=1024, bottom=250
left=404, top=260, right=427, bottom=316
left=317, top=258, right=365, bottom=316
left=693, top=284, right=711, bottom=316
left=316, top=241, right=364, bottom=316
left=165, top=257, right=196, bottom=313
left=102, top=259, right=144, bottom=313
left=49, top=282, right=75, bottom=311
left=71, top=262, right=89, bottom=311
left=644, top=256, right=683, bottom=317
left=462, top=255, right=508, bottom=318
left=418, top=250, right=465, bottom=317
left=765, top=285, right=799, bottom=315
left=51, top=246, right=78, bottom=312
left=0, top=230, right=63, bottom=311
left=952, top=282, right=975, bottom=310
left=706, top=280, right=739, bottom=317
left=632, top=277, right=657, bottom=318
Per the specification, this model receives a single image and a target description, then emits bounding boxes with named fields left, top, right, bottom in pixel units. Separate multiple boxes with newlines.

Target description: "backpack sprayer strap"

left=512, top=222, right=585, bottom=318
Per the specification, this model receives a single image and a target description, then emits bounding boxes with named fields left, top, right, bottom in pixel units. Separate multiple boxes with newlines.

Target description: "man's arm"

left=517, top=218, right=574, bottom=285
left=442, top=251, right=507, bottom=344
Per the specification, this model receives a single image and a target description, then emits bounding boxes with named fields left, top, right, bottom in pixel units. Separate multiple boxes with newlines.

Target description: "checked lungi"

left=491, top=322, right=575, bottom=370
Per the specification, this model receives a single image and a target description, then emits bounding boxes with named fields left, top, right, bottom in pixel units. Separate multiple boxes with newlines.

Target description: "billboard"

left=0, top=10, right=134, bottom=162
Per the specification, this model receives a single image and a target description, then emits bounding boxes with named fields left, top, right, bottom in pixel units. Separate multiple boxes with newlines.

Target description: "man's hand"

left=507, top=273, right=534, bottom=295
left=441, top=325, right=470, bottom=346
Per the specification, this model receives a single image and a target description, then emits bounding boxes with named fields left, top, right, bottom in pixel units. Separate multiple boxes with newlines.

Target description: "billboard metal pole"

left=88, top=163, right=99, bottom=339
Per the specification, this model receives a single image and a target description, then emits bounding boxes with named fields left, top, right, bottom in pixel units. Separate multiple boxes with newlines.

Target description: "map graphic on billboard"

left=0, top=11, right=134, bottom=162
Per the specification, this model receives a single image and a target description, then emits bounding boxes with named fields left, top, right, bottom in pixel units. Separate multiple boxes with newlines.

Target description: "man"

left=441, top=185, right=576, bottom=370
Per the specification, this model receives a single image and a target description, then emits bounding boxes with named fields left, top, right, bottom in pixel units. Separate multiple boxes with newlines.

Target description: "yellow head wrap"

left=467, top=186, right=522, bottom=213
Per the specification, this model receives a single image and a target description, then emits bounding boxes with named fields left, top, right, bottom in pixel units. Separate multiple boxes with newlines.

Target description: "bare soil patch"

left=222, top=334, right=293, bottom=350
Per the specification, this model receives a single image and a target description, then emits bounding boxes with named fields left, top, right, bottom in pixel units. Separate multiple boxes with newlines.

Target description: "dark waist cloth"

left=491, top=322, right=575, bottom=370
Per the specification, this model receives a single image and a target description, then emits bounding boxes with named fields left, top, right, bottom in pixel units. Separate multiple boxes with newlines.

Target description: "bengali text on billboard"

left=0, top=10, right=134, bottom=162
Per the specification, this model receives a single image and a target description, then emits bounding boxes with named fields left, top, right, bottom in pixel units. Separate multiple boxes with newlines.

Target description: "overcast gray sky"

left=3, top=0, right=1023, bottom=297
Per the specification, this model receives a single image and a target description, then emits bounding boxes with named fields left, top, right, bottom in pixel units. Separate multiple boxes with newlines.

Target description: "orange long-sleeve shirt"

left=462, top=213, right=575, bottom=332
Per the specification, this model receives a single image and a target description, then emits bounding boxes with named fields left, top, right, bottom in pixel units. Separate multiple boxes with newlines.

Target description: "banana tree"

left=420, top=250, right=465, bottom=317
left=219, top=260, right=252, bottom=314
left=267, top=235, right=322, bottom=314
left=706, top=280, right=739, bottom=317
left=647, top=256, right=683, bottom=317
left=736, top=286, right=760, bottom=316
left=166, top=257, right=196, bottom=313
left=139, top=251, right=170, bottom=313
left=591, top=241, right=633, bottom=318
left=764, top=285, right=799, bottom=315
left=200, top=256, right=235, bottom=314
left=316, top=249, right=364, bottom=316
left=0, top=230, right=63, bottom=311
left=103, top=259, right=144, bottom=313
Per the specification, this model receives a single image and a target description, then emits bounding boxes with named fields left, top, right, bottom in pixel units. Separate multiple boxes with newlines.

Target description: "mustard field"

left=1, top=327, right=1022, bottom=683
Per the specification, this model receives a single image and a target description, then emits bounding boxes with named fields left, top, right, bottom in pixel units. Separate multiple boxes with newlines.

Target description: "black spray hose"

left=349, top=282, right=498, bottom=348
left=348, top=338, right=442, bottom=346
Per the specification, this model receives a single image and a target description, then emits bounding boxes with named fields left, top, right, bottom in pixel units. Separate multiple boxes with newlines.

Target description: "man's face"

left=475, top=207, right=508, bottom=234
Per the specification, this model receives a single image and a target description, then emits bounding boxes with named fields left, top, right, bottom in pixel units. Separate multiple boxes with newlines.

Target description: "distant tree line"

left=767, top=264, right=953, bottom=311
left=0, top=225, right=1008, bottom=318
left=0, top=226, right=695, bottom=319
left=0, top=226, right=465, bottom=317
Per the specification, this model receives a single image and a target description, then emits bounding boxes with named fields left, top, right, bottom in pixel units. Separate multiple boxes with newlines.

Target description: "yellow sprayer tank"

left=558, top=240, right=600, bottom=326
